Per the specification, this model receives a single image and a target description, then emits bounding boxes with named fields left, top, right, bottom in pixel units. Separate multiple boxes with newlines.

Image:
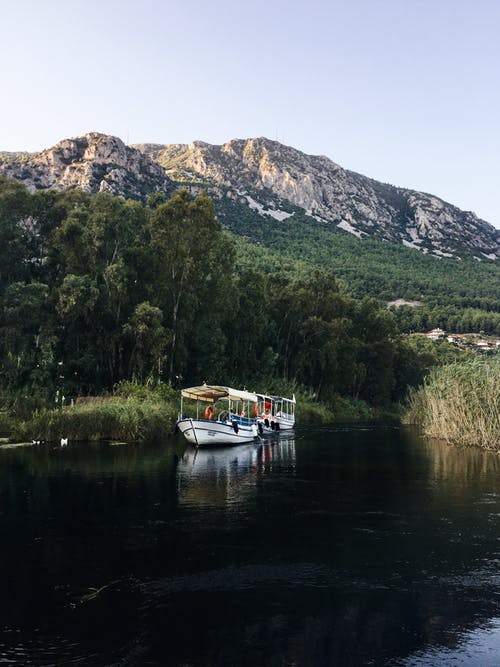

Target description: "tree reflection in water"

left=0, top=427, right=499, bottom=666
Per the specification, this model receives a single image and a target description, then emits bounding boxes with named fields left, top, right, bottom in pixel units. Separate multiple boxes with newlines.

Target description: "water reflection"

left=0, top=428, right=499, bottom=666
left=177, top=435, right=296, bottom=508
left=402, top=617, right=500, bottom=666
left=422, top=433, right=500, bottom=482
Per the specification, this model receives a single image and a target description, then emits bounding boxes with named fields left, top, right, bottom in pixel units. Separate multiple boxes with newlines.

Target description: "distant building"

left=447, top=334, right=467, bottom=345
left=426, top=328, right=445, bottom=340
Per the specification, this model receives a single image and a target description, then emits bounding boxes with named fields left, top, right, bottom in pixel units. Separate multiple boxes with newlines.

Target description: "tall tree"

left=0, top=176, right=32, bottom=288
left=148, top=190, right=233, bottom=381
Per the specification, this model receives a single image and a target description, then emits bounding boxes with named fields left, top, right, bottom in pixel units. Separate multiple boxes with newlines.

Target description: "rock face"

left=136, top=137, right=499, bottom=260
left=0, top=133, right=171, bottom=201
left=2, top=133, right=498, bottom=260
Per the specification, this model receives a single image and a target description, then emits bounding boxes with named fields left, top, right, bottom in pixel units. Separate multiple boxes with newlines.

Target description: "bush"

left=113, top=380, right=179, bottom=403
left=0, top=413, right=13, bottom=437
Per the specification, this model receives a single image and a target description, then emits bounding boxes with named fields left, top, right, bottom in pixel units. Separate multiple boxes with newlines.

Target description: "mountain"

left=1, top=133, right=498, bottom=260
left=0, top=132, right=171, bottom=201
left=134, top=138, right=499, bottom=261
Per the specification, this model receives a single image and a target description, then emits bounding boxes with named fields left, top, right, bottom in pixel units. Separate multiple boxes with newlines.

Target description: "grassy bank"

left=10, top=384, right=179, bottom=443
left=406, top=357, right=500, bottom=450
left=4, top=380, right=401, bottom=444
left=297, top=392, right=400, bottom=424
left=257, top=379, right=401, bottom=424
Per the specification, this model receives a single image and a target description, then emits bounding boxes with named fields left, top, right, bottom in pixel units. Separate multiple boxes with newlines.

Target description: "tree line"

left=0, top=176, right=458, bottom=407
left=219, top=198, right=500, bottom=335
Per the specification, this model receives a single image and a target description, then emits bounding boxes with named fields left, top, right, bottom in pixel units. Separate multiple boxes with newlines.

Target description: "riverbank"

left=2, top=383, right=401, bottom=444
left=10, top=396, right=176, bottom=444
left=406, top=357, right=500, bottom=450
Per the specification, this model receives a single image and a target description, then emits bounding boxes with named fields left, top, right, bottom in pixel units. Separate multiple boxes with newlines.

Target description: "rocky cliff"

left=135, top=137, right=499, bottom=260
left=0, top=133, right=171, bottom=201
left=1, top=133, right=498, bottom=260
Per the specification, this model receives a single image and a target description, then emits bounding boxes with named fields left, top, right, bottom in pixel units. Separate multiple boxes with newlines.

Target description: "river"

left=0, top=425, right=499, bottom=666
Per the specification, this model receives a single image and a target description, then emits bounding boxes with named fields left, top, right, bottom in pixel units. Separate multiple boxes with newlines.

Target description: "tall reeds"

left=13, top=396, right=177, bottom=443
left=407, top=357, right=500, bottom=450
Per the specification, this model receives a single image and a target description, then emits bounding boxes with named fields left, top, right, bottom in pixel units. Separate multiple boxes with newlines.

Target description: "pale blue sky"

left=2, top=0, right=499, bottom=227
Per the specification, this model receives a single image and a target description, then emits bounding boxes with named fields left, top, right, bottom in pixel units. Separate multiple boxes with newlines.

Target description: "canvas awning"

left=181, top=385, right=257, bottom=403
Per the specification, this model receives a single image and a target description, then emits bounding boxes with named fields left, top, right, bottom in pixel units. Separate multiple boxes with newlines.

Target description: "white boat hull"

left=257, top=416, right=295, bottom=433
left=177, top=418, right=258, bottom=446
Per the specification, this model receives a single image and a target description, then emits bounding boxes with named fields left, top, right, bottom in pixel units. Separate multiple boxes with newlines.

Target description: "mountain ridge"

left=0, top=132, right=172, bottom=201
left=1, top=132, right=498, bottom=261
left=135, top=136, right=499, bottom=261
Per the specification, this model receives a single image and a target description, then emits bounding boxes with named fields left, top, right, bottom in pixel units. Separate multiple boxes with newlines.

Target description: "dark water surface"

left=1, top=426, right=499, bottom=666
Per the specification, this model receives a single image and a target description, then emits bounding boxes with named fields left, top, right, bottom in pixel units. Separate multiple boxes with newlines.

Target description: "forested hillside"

left=0, top=176, right=444, bottom=408
left=220, top=199, right=500, bottom=335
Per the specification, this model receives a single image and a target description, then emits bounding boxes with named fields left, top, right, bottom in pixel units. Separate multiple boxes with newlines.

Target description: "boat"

left=176, top=384, right=259, bottom=446
left=256, top=393, right=296, bottom=433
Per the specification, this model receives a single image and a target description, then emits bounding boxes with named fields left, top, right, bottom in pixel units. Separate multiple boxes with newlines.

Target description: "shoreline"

left=0, top=391, right=402, bottom=445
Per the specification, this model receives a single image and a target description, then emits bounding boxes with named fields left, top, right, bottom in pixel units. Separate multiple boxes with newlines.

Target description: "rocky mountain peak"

left=1, top=133, right=498, bottom=260
left=0, top=132, right=171, bottom=201
left=140, top=137, right=498, bottom=260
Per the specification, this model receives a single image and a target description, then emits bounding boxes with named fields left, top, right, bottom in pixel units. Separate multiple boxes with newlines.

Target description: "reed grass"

left=12, top=396, right=178, bottom=443
left=406, top=357, right=500, bottom=450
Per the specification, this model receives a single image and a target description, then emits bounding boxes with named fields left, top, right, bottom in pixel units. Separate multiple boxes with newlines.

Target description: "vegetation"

left=220, top=199, right=500, bottom=335
left=406, top=357, right=500, bottom=449
left=9, top=380, right=400, bottom=443
left=0, top=176, right=497, bottom=443
left=12, top=394, right=177, bottom=443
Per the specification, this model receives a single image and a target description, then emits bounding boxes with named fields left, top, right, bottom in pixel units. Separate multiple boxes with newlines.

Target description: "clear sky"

left=2, top=0, right=499, bottom=227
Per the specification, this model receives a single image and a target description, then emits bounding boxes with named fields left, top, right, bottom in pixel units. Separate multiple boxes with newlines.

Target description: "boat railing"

left=228, top=413, right=257, bottom=427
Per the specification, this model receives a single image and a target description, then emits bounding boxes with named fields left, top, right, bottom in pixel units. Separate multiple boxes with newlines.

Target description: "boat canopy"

left=256, top=393, right=296, bottom=404
left=181, top=384, right=258, bottom=404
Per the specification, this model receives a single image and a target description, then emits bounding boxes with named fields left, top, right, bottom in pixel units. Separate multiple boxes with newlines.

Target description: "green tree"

left=148, top=190, right=233, bottom=381
left=123, top=302, right=168, bottom=381
left=0, top=176, right=32, bottom=288
left=0, top=281, right=53, bottom=392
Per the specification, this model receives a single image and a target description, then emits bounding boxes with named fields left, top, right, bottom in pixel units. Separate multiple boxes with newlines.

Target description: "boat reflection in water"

left=177, top=433, right=296, bottom=509
left=4, top=427, right=500, bottom=666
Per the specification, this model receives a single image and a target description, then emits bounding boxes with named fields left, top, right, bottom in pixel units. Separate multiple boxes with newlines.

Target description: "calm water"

left=1, top=426, right=500, bottom=666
